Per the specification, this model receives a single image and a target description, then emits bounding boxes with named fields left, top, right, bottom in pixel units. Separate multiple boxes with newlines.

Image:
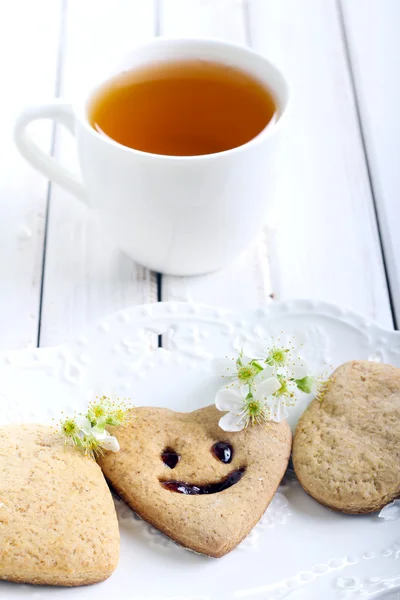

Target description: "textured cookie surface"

left=293, top=361, right=400, bottom=514
left=0, top=424, right=119, bottom=586
left=98, top=404, right=291, bottom=557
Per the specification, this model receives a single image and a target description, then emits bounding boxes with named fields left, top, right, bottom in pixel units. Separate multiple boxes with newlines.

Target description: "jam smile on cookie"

left=160, top=467, right=246, bottom=495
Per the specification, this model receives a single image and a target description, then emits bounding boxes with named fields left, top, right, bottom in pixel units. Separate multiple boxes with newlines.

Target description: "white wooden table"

left=1, top=0, right=399, bottom=351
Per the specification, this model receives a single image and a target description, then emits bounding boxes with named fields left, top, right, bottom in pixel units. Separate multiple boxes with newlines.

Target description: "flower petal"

left=265, top=395, right=289, bottom=423
left=241, top=354, right=255, bottom=367
left=288, top=356, right=310, bottom=380
left=76, top=415, right=92, bottom=435
left=92, top=429, right=121, bottom=453
left=254, top=364, right=274, bottom=382
left=239, top=383, right=250, bottom=396
left=100, top=435, right=120, bottom=453
left=215, top=388, right=244, bottom=412
left=243, top=342, right=267, bottom=360
left=213, top=357, right=236, bottom=377
left=91, top=424, right=107, bottom=437
left=310, top=378, right=319, bottom=395
left=254, top=377, right=281, bottom=399
left=378, top=500, right=400, bottom=521
left=218, top=411, right=244, bottom=432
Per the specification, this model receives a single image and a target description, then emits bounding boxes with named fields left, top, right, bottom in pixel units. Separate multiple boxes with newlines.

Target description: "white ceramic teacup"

left=14, top=38, right=289, bottom=276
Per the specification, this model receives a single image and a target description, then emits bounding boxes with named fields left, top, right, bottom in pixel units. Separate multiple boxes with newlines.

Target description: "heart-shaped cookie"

left=293, top=360, right=400, bottom=514
left=0, top=424, right=119, bottom=586
left=98, top=404, right=291, bottom=557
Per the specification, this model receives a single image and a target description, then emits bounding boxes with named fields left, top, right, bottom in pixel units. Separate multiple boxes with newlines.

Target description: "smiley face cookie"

left=293, top=361, right=400, bottom=514
left=0, top=424, right=119, bottom=586
left=98, top=404, right=291, bottom=557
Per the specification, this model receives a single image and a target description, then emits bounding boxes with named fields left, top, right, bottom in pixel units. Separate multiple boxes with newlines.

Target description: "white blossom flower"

left=59, top=397, right=130, bottom=457
left=76, top=415, right=119, bottom=450
left=215, top=333, right=325, bottom=430
left=215, top=353, right=273, bottom=391
left=215, top=377, right=280, bottom=431
left=244, top=336, right=310, bottom=379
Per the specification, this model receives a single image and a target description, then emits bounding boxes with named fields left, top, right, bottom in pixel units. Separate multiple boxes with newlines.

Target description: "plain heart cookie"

left=98, top=404, right=291, bottom=557
left=0, top=424, right=119, bottom=586
left=293, top=360, right=400, bottom=514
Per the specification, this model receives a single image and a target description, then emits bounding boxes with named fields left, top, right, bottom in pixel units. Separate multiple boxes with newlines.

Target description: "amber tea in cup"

left=89, top=60, right=276, bottom=156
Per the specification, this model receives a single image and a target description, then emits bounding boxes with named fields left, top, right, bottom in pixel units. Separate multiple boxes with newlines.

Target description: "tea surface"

left=89, top=60, right=276, bottom=156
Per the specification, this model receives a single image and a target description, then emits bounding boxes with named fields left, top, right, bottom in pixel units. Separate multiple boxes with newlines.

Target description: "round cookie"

left=293, top=360, right=400, bottom=514
left=98, top=404, right=291, bottom=557
left=0, top=424, right=119, bottom=586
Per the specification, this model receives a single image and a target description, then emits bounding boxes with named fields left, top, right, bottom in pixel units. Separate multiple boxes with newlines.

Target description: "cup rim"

left=76, top=37, right=289, bottom=162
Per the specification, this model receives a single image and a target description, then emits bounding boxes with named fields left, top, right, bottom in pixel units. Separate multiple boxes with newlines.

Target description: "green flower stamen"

left=92, top=404, right=107, bottom=419
left=275, top=374, right=294, bottom=398
left=247, top=400, right=262, bottom=417
left=61, top=418, right=79, bottom=438
left=242, top=395, right=270, bottom=427
left=237, top=364, right=257, bottom=383
left=266, top=346, right=289, bottom=368
left=81, top=435, right=104, bottom=457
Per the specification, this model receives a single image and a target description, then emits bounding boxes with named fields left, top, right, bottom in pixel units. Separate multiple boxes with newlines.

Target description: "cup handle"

left=14, top=100, right=88, bottom=204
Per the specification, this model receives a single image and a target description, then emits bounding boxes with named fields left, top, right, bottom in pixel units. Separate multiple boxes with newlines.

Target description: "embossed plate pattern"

left=1, top=300, right=400, bottom=600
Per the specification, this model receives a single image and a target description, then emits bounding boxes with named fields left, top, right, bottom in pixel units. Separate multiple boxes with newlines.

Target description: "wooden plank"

left=161, top=0, right=393, bottom=328
left=340, top=0, right=400, bottom=327
left=160, top=0, right=273, bottom=310
left=246, top=0, right=392, bottom=326
left=39, top=0, right=157, bottom=347
left=0, top=0, right=61, bottom=350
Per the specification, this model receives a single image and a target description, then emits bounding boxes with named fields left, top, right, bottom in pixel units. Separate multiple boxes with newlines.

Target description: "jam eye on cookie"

left=211, top=442, right=233, bottom=464
left=161, top=448, right=180, bottom=469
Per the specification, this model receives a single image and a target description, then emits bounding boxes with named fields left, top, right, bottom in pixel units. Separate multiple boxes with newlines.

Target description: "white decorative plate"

left=1, top=300, right=400, bottom=600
